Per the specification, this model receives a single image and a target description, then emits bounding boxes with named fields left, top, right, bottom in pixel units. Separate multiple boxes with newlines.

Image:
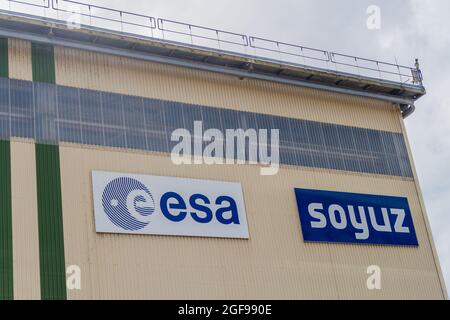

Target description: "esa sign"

left=92, top=171, right=249, bottom=239
left=294, top=189, right=418, bottom=246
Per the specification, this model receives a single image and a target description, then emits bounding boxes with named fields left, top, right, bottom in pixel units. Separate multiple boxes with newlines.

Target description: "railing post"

left=88, top=4, right=92, bottom=26
left=376, top=61, right=381, bottom=79
left=397, top=64, right=402, bottom=83
left=355, top=57, right=360, bottom=77
left=120, top=11, right=123, bottom=33
left=216, top=30, right=220, bottom=50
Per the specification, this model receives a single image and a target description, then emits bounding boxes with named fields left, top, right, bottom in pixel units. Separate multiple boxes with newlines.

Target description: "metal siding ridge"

left=32, top=43, right=55, bottom=84
left=35, top=144, right=67, bottom=300
left=0, top=37, right=8, bottom=77
left=10, top=140, right=40, bottom=300
left=0, top=140, right=13, bottom=300
left=8, top=39, right=32, bottom=81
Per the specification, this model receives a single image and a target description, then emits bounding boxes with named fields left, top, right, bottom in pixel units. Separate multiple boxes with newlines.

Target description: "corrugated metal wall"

left=10, top=140, right=40, bottom=300
left=0, top=38, right=8, bottom=78
left=57, top=145, right=444, bottom=299
left=35, top=144, right=66, bottom=300
left=54, top=47, right=402, bottom=133
left=32, top=43, right=55, bottom=84
left=3, top=38, right=446, bottom=299
left=8, top=39, right=31, bottom=81
left=0, top=140, right=13, bottom=300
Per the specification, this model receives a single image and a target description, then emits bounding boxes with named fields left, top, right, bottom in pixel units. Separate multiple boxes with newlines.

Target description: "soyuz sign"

left=92, top=171, right=249, bottom=239
left=294, top=189, right=418, bottom=246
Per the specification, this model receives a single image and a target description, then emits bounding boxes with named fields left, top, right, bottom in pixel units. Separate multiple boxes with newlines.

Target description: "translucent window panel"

left=143, top=99, right=166, bottom=132
left=322, top=123, right=345, bottom=171
left=102, top=92, right=124, bottom=127
left=10, top=80, right=33, bottom=138
left=352, top=127, right=376, bottom=174
left=146, top=131, right=168, bottom=153
left=164, top=101, right=186, bottom=152
left=82, top=124, right=104, bottom=146
left=271, top=116, right=292, bottom=144
left=392, top=133, right=413, bottom=177
left=272, top=116, right=296, bottom=166
left=380, top=131, right=401, bottom=176
left=0, top=77, right=9, bottom=114
left=182, top=104, right=203, bottom=130
left=164, top=100, right=185, bottom=131
left=201, top=105, right=224, bottom=160
left=255, top=113, right=275, bottom=161
left=337, top=126, right=361, bottom=173
left=305, top=121, right=330, bottom=169
left=220, top=109, right=246, bottom=161
left=57, top=86, right=80, bottom=122
left=35, top=82, right=58, bottom=143
left=182, top=104, right=203, bottom=156
left=10, top=79, right=33, bottom=117
left=254, top=113, right=272, bottom=130
left=80, top=89, right=102, bottom=124
left=367, top=130, right=389, bottom=175
left=201, top=106, right=223, bottom=131
left=126, top=129, right=147, bottom=150
left=239, top=112, right=258, bottom=131
left=0, top=79, right=9, bottom=140
left=0, top=115, right=9, bottom=139
left=289, top=119, right=314, bottom=168
left=123, top=95, right=145, bottom=130
left=104, top=127, right=126, bottom=149
left=58, top=122, right=82, bottom=144
left=11, top=116, right=34, bottom=138
left=143, top=99, right=168, bottom=153
left=0, top=78, right=415, bottom=178
left=220, top=109, right=240, bottom=130
left=235, top=112, right=259, bottom=162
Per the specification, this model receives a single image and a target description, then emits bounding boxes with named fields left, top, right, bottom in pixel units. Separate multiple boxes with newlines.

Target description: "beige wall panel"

left=59, top=145, right=444, bottom=300
left=10, top=140, right=40, bottom=300
left=54, top=46, right=401, bottom=133
left=8, top=39, right=32, bottom=81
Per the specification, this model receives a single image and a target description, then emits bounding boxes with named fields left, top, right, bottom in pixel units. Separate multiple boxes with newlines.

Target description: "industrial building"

left=0, top=0, right=447, bottom=300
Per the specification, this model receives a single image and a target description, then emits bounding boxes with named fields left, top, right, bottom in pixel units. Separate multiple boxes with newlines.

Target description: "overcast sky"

left=9, top=0, right=449, bottom=294
left=88, top=0, right=450, bottom=294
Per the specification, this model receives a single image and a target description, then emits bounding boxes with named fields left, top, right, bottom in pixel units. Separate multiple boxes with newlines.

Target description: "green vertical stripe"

left=35, top=144, right=66, bottom=300
left=0, top=140, right=13, bottom=300
left=0, top=38, right=8, bottom=78
left=32, top=43, right=55, bottom=84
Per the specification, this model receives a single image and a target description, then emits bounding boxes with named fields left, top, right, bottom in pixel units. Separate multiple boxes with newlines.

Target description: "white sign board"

left=92, top=171, right=249, bottom=239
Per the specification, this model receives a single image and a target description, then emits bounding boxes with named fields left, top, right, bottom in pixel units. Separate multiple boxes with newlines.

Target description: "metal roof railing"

left=7, top=0, right=49, bottom=9
left=157, top=18, right=249, bottom=51
left=329, top=52, right=420, bottom=85
left=0, top=0, right=424, bottom=87
left=51, top=0, right=156, bottom=35
left=249, top=36, right=331, bottom=69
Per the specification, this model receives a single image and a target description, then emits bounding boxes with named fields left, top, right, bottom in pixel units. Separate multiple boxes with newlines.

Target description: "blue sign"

left=294, top=189, right=418, bottom=246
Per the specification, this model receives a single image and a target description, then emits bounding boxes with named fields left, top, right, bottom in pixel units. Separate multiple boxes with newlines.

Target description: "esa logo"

left=295, top=189, right=418, bottom=246
left=102, top=177, right=155, bottom=231
left=95, top=172, right=249, bottom=239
